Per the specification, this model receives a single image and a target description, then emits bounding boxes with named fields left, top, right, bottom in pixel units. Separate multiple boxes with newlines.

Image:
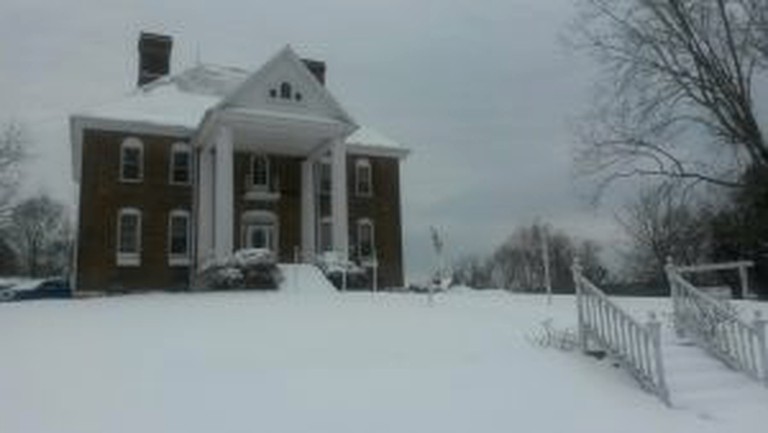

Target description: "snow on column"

left=213, top=125, right=234, bottom=261
left=196, top=145, right=215, bottom=266
left=301, top=158, right=316, bottom=261
left=331, top=138, right=348, bottom=257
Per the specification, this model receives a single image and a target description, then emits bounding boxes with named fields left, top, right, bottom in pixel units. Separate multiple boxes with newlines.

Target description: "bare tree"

left=6, top=194, right=71, bottom=277
left=617, top=185, right=711, bottom=281
left=574, top=0, right=768, bottom=193
left=487, top=223, right=608, bottom=292
left=0, top=122, right=26, bottom=220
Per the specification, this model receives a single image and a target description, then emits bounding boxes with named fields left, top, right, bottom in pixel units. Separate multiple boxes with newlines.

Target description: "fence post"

left=648, top=311, right=670, bottom=405
left=665, top=256, right=683, bottom=338
left=739, top=264, right=750, bottom=299
left=572, top=258, right=588, bottom=353
left=753, top=311, right=768, bottom=387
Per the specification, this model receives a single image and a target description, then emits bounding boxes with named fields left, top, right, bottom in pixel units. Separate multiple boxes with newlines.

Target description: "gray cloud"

left=1, top=0, right=628, bottom=282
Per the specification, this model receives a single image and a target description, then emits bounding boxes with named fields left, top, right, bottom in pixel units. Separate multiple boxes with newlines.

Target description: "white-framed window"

left=117, top=208, right=141, bottom=266
left=355, top=158, right=372, bottom=197
left=319, top=216, right=333, bottom=253
left=357, top=218, right=375, bottom=261
left=169, top=142, right=191, bottom=185
left=241, top=210, right=279, bottom=252
left=120, top=137, right=144, bottom=182
left=168, top=209, right=191, bottom=266
left=250, top=154, right=270, bottom=190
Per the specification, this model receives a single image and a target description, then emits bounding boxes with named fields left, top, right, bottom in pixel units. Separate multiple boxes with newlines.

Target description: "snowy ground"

left=1, top=287, right=767, bottom=433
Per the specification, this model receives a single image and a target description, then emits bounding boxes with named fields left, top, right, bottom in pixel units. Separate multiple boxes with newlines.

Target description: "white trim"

left=355, top=158, right=372, bottom=197
left=119, top=137, right=144, bottom=183
left=346, top=143, right=410, bottom=159
left=168, top=209, right=191, bottom=267
left=117, top=207, right=142, bottom=267
left=169, top=142, right=192, bottom=185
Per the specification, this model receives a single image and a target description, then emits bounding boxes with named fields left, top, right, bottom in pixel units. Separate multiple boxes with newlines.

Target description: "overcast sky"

left=0, top=0, right=628, bottom=281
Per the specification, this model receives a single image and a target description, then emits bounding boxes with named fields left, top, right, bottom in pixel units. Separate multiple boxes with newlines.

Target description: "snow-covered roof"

left=73, top=62, right=406, bottom=153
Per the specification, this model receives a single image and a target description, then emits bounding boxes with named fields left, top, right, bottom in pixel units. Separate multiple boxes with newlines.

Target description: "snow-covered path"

left=0, top=291, right=766, bottom=433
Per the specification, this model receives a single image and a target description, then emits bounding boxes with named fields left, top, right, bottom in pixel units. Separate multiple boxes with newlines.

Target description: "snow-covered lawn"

left=1, top=289, right=767, bottom=433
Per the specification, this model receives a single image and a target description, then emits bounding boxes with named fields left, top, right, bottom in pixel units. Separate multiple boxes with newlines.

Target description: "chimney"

left=302, top=58, right=326, bottom=85
left=138, top=32, right=173, bottom=86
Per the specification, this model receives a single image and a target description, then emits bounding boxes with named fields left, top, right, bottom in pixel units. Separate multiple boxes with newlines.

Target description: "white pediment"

left=220, top=46, right=356, bottom=127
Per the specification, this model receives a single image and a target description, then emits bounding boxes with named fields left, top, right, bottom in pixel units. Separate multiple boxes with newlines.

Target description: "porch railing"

left=666, top=259, right=768, bottom=386
left=572, top=259, right=670, bottom=405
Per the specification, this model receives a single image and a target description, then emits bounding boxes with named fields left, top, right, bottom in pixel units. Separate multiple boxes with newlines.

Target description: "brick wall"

left=76, top=129, right=192, bottom=292
left=75, top=129, right=405, bottom=292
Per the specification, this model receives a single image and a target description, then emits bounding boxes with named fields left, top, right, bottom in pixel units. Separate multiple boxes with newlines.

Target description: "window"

left=280, top=81, right=292, bottom=99
left=241, top=211, right=278, bottom=252
left=168, top=210, right=190, bottom=266
left=169, top=142, right=191, bottom=185
left=318, top=160, right=331, bottom=195
left=357, top=219, right=375, bottom=261
left=250, top=154, right=270, bottom=190
left=120, top=137, right=143, bottom=182
left=355, top=159, right=372, bottom=196
left=319, top=216, right=333, bottom=253
left=117, top=208, right=141, bottom=266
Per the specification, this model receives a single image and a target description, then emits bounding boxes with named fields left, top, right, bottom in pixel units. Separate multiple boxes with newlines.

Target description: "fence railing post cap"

left=572, top=257, right=581, bottom=270
left=665, top=256, right=674, bottom=269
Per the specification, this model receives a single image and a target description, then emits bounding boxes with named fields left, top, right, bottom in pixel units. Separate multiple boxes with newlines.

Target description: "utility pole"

left=541, top=222, right=552, bottom=305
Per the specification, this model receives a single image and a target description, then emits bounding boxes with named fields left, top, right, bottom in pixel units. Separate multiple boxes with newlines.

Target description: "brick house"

left=70, top=33, right=408, bottom=293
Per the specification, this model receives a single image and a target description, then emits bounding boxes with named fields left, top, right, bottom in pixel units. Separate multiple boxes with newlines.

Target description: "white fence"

left=666, top=260, right=768, bottom=386
left=572, top=260, right=670, bottom=405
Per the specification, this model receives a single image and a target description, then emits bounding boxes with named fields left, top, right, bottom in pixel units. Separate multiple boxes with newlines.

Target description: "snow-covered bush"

left=316, top=251, right=369, bottom=290
left=195, top=248, right=282, bottom=291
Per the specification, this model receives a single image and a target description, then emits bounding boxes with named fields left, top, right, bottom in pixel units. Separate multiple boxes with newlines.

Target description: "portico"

left=193, top=108, right=356, bottom=268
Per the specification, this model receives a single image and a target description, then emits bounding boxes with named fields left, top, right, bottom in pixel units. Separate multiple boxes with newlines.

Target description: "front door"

left=245, top=223, right=276, bottom=252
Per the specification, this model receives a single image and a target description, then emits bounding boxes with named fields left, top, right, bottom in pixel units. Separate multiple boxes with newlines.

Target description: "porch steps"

left=659, top=327, right=768, bottom=417
left=277, top=264, right=337, bottom=293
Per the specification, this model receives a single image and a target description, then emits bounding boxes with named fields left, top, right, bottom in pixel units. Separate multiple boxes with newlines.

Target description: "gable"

left=220, top=46, right=356, bottom=126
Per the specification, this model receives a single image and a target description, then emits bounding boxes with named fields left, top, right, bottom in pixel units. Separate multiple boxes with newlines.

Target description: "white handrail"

left=572, top=259, right=670, bottom=405
left=666, top=260, right=768, bottom=386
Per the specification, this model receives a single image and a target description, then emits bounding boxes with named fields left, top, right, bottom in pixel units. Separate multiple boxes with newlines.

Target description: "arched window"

left=250, top=154, right=270, bottom=190
left=168, top=209, right=191, bottom=266
left=355, top=158, right=372, bottom=196
left=120, top=137, right=144, bottom=182
left=117, top=207, right=142, bottom=266
left=169, top=142, right=191, bottom=185
left=280, top=82, right=292, bottom=99
left=357, top=218, right=375, bottom=261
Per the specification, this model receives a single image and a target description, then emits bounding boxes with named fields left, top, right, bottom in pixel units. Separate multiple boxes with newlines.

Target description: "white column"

left=301, top=158, right=316, bottom=261
left=196, top=146, right=215, bottom=266
left=214, top=126, right=234, bottom=261
left=331, top=138, right=348, bottom=256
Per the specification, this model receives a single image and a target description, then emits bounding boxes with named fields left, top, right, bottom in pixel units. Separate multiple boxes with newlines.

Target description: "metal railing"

left=666, top=259, right=768, bottom=386
left=572, top=259, right=670, bottom=404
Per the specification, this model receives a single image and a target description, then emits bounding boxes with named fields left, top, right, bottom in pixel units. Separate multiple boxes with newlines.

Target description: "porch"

left=193, top=107, right=357, bottom=268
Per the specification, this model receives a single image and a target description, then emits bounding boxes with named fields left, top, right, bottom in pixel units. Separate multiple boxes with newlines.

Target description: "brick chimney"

left=138, top=32, right=173, bottom=86
left=302, top=58, right=326, bottom=85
